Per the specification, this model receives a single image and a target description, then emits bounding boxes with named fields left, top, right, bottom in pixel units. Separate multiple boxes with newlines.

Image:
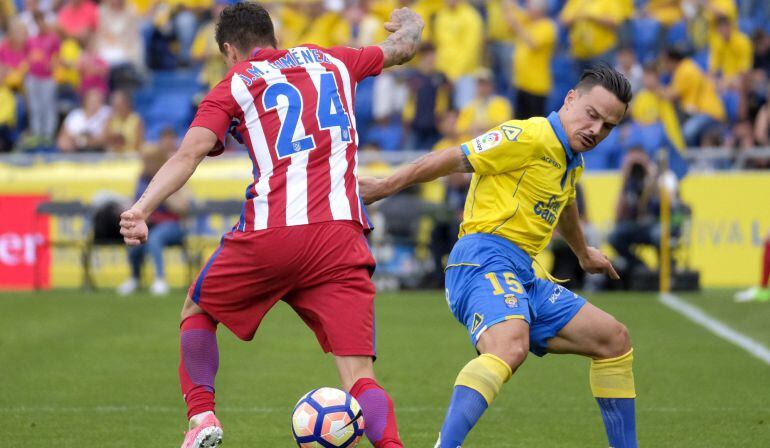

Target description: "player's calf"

left=349, top=377, right=403, bottom=448
left=437, top=319, right=528, bottom=447
left=179, top=305, right=219, bottom=421
left=336, top=355, right=403, bottom=448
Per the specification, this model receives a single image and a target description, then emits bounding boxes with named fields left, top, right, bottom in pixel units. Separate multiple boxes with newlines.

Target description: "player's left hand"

left=119, top=209, right=149, bottom=246
left=578, top=246, right=620, bottom=280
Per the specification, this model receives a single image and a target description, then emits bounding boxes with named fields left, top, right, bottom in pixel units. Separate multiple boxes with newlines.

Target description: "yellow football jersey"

left=459, top=113, right=584, bottom=258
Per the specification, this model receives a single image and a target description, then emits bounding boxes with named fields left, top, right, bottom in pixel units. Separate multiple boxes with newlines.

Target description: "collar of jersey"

left=546, top=111, right=576, bottom=161
left=547, top=111, right=583, bottom=189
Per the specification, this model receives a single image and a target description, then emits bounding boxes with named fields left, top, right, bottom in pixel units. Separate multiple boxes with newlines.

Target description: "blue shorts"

left=445, top=233, right=586, bottom=357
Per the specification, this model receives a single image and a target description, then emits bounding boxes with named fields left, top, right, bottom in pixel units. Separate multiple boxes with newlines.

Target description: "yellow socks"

left=454, top=353, right=513, bottom=405
left=590, top=348, right=636, bottom=398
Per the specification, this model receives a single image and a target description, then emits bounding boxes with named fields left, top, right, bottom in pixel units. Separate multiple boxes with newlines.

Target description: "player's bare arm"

left=119, top=127, right=217, bottom=245
left=378, top=7, right=424, bottom=68
left=359, top=146, right=472, bottom=205
left=556, top=202, right=620, bottom=280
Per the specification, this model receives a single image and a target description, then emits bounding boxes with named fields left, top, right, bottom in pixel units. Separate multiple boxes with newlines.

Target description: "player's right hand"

left=384, top=7, right=423, bottom=33
left=359, top=177, right=389, bottom=205
left=119, top=209, right=149, bottom=246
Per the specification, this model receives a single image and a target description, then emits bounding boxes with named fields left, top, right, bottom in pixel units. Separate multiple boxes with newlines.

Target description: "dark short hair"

left=216, top=2, right=276, bottom=54
left=715, top=14, right=731, bottom=27
left=665, top=45, right=689, bottom=62
left=576, top=65, right=633, bottom=105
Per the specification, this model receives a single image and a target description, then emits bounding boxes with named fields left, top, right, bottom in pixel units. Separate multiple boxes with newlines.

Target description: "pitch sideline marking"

left=659, top=292, right=770, bottom=366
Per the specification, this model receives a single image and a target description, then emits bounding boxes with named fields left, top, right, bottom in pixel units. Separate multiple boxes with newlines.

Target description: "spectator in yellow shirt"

left=433, top=0, right=483, bottom=108
left=631, top=64, right=685, bottom=151
left=168, top=0, right=214, bottom=66
left=646, top=0, right=683, bottom=28
left=0, top=0, right=14, bottom=29
left=709, top=15, right=752, bottom=85
left=559, top=0, right=622, bottom=73
left=274, top=4, right=310, bottom=49
left=101, top=90, right=145, bottom=154
left=663, top=47, right=726, bottom=147
left=345, top=1, right=389, bottom=47
left=191, top=3, right=227, bottom=90
left=456, top=68, right=513, bottom=136
left=503, top=0, right=556, bottom=119
left=296, top=2, right=351, bottom=49
left=486, top=0, right=515, bottom=97
left=0, top=65, right=16, bottom=152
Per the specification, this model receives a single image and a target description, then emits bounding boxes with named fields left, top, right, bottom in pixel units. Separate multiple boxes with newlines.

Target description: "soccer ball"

left=291, top=387, right=365, bottom=447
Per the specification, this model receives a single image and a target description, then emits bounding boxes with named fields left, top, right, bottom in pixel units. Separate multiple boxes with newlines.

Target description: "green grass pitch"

left=1, top=289, right=769, bottom=447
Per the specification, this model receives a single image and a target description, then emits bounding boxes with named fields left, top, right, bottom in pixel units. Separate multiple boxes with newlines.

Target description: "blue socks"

left=596, top=398, right=637, bottom=448
left=439, top=386, right=489, bottom=447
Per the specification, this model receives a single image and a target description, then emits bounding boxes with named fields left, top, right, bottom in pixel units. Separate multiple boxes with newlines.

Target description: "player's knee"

left=180, top=295, right=205, bottom=321
left=596, top=321, right=632, bottom=359
left=486, top=337, right=529, bottom=371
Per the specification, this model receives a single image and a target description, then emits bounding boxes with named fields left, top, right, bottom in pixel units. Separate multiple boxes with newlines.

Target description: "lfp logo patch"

left=473, top=131, right=503, bottom=153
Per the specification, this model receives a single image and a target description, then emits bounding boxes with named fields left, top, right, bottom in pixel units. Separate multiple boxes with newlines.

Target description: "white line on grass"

left=659, top=292, right=770, bottom=365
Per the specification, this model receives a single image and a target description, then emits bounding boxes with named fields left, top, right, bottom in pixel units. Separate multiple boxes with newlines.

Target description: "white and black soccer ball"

left=291, top=387, right=365, bottom=447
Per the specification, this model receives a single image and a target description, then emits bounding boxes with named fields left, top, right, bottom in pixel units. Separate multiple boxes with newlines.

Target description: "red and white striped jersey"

left=190, top=44, right=384, bottom=232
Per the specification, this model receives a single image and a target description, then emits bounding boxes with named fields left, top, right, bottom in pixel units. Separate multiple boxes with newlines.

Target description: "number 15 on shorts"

left=484, top=272, right=524, bottom=295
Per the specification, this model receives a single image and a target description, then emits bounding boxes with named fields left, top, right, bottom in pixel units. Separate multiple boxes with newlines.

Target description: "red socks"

left=179, top=314, right=219, bottom=419
left=762, top=240, right=770, bottom=288
left=349, top=378, right=403, bottom=448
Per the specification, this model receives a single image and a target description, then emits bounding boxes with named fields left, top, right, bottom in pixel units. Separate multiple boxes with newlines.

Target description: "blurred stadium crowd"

left=2, top=0, right=767, bottom=295
left=0, top=0, right=770, bottom=170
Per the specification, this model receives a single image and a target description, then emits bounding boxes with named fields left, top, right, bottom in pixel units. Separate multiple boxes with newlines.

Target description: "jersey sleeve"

left=326, top=45, right=385, bottom=82
left=460, top=120, right=542, bottom=175
left=189, top=75, right=237, bottom=156
left=566, top=165, right=584, bottom=206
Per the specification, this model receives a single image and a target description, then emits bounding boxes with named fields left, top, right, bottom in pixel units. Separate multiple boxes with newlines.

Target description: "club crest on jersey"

left=473, top=131, right=503, bottom=153
left=504, top=294, right=519, bottom=308
left=501, top=125, right=522, bottom=142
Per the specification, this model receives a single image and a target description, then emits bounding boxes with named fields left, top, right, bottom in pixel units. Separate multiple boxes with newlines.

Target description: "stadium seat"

left=133, top=69, right=203, bottom=141
left=583, top=127, right=622, bottom=171
left=354, top=77, right=375, bottom=146
left=722, top=90, right=741, bottom=124
left=35, top=201, right=90, bottom=290
left=738, top=17, right=757, bottom=35
left=140, top=92, right=195, bottom=141
left=666, top=20, right=689, bottom=48
left=547, top=53, right=577, bottom=114
left=365, top=117, right=403, bottom=151
left=631, top=18, right=663, bottom=64
left=693, top=50, right=710, bottom=71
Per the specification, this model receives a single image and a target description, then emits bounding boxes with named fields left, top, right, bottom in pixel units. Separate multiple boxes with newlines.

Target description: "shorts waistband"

left=457, top=233, right=533, bottom=267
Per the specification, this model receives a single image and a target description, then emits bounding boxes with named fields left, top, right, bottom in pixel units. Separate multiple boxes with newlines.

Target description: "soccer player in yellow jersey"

left=361, top=66, right=637, bottom=447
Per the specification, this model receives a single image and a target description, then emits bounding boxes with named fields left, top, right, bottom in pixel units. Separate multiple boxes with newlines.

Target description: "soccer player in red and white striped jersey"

left=119, top=3, right=423, bottom=447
